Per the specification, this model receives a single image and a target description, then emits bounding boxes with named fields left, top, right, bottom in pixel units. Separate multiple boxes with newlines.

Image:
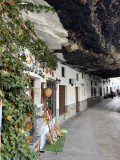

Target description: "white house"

left=23, top=49, right=120, bottom=149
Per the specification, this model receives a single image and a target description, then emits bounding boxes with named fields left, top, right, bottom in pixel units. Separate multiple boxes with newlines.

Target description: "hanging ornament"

left=46, top=67, right=48, bottom=74
left=43, top=88, right=52, bottom=98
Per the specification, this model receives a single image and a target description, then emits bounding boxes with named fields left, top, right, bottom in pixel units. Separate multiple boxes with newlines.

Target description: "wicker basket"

left=43, top=88, right=52, bottom=98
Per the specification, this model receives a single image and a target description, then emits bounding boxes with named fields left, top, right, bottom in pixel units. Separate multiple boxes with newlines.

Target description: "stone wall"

left=78, top=100, right=87, bottom=112
left=87, top=96, right=104, bottom=107
left=56, top=97, right=103, bottom=124
left=56, top=103, right=76, bottom=124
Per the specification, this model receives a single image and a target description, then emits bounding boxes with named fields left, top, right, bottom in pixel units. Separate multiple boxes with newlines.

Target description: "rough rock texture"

left=45, top=0, right=120, bottom=78
left=23, top=0, right=68, bottom=51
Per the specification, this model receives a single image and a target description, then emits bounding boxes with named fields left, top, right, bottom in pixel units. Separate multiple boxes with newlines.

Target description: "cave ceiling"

left=45, top=0, right=120, bottom=78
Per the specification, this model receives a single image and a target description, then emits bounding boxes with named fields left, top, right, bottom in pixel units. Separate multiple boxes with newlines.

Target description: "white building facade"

left=23, top=50, right=120, bottom=149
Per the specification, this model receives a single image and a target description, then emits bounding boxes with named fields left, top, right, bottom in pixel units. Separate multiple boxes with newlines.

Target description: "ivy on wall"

left=0, top=1, right=58, bottom=159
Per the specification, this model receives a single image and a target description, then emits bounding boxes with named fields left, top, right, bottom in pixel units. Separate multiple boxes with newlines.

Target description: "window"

left=76, top=73, right=79, bottom=81
left=106, top=86, right=108, bottom=92
left=94, top=87, right=96, bottom=97
left=47, top=81, right=56, bottom=118
left=99, top=87, right=102, bottom=96
left=82, top=73, right=84, bottom=79
left=62, top=67, right=65, bottom=77
left=91, top=86, right=93, bottom=96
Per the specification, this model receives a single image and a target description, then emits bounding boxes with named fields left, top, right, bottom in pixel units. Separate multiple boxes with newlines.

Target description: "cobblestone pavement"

left=41, top=97, right=120, bottom=160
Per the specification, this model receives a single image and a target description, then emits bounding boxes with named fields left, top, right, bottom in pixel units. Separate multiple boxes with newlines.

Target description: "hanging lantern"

left=39, top=61, right=47, bottom=71
left=43, top=88, right=52, bottom=98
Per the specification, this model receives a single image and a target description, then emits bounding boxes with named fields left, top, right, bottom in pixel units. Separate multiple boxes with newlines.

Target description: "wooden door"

left=47, top=80, right=56, bottom=118
left=30, top=79, right=35, bottom=103
left=103, top=88, right=105, bottom=96
left=41, top=86, right=44, bottom=104
left=99, top=87, right=102, bottom=96
left=59, top=86, right=65, bottom=115
left=76, top=87, right=78, bottom=113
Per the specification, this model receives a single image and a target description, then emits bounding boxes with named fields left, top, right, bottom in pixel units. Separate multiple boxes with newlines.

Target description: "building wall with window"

left=23, top=49, right=120, bottom=149
left=40, top=61, right=120, bottom=125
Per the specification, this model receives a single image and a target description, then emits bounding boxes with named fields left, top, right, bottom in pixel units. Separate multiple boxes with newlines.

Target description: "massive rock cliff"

left=45, top=0, right=120, bottom=78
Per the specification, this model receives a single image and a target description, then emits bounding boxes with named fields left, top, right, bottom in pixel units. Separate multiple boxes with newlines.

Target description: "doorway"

left=47, top=80, right=56, bottom=118
left=59, top=85, right=65, bottom=115
left=99, top=87, right=102, bottom=96
left=30, top=79, right=35, bottom=103
left=76, top=87, right=78, bottom=113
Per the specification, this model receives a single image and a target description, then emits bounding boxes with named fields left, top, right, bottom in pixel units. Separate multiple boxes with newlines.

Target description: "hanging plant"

left=0, top=1, right=58, bottom=159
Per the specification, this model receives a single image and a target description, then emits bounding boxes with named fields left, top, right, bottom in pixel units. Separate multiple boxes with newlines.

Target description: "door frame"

left=76, top=87, right=78, bottom=113
left=59, top=85, right=65, bottom=116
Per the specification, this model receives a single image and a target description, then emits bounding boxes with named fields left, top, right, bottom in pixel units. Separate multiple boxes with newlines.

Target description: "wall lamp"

left=39, top=61, right=47, bottom=71
left=69, top=79, right=76, bottom=86
left=56, top=78, right=61, bottom=84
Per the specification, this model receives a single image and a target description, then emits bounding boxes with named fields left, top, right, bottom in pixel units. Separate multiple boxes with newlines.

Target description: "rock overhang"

left=44, top=0, right=120, bottom=78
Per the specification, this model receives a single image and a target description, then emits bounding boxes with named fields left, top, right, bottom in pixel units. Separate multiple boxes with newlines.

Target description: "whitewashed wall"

left=23, top=49, right=120, bottom=149
left=41, top=61, right=120, bottom=110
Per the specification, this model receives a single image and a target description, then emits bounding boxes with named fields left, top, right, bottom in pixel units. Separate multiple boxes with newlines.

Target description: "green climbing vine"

left=0, top=1, right=58, bottom=159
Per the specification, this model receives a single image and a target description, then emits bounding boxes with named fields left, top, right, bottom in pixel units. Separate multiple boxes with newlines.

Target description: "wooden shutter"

left=59, top=86, right=65, bottom=115
left=41, top=87, right=44, bottom=104
left=76, top=87, right=78, bottom=112
left=30, top=79, right=35, bottom=103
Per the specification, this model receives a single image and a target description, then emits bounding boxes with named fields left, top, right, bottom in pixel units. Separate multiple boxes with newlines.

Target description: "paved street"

left=41, top=97, right=120, bottom=160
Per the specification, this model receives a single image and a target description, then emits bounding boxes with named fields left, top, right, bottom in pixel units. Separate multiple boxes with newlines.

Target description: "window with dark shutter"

left=62, top=67, right=65, bottom=77
left=76, top=73, right=79, bottom=81
left=82, top=73, right=84, bottom=79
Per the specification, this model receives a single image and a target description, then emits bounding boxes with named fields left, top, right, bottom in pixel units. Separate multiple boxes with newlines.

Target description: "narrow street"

left=41, top=97, right=120, bottom=160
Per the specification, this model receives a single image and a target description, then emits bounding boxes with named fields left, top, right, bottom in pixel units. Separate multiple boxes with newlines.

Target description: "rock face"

left=45, top=0, right=120, bottom=78
left=23, top=0, right=68, bottom=50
